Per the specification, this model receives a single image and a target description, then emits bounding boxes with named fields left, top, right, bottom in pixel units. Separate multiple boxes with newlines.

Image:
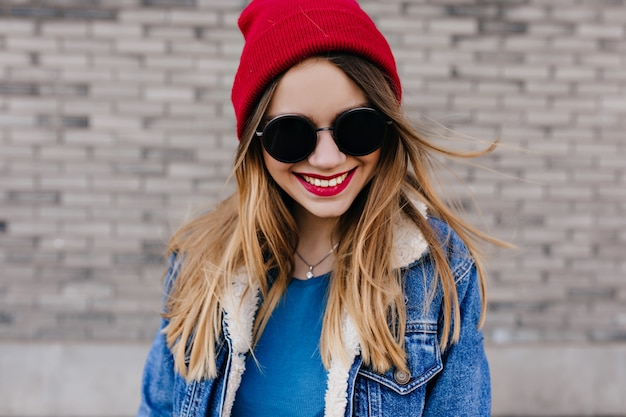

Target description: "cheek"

left=262, top=149, right=289, bottom=182
left=361, top=150, right=382, bottom=179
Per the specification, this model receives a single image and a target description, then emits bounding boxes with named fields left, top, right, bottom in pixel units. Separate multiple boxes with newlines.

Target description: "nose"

left=307, top=129, right=346, bottom=169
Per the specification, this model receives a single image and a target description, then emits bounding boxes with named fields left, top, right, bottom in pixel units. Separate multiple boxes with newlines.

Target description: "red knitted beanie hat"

left=231, top=0, right=401, bottom=140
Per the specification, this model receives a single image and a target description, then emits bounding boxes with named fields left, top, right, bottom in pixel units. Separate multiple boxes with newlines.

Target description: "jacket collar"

left=220, top=201, right=429, bottom=417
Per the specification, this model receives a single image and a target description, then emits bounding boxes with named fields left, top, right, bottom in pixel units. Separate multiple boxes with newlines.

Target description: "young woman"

left=138, top=0, right=503, bottom=416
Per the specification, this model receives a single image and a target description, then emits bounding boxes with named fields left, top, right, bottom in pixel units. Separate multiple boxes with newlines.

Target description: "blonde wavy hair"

left=163, top=54, right=503, bottom=381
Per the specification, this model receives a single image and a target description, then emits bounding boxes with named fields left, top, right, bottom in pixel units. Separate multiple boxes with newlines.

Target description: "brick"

left=91, top=22, right=143, bottom=38
left=553, top=67, right=597, bottom=81
left=39, top=54, right=89, bottom=68
left=0, top=113, right=37, bottom=127
left=576, top=112, right=619, bottom=128
left=552, top=97, right=598, bottom=112
left=529, top=23, right=575, bottom=37
left=454, top=64, right=499, bottom=78
left=114, top=223, right=167, bottom=240
left=145, top=117, right=210, bottom=131
left=168, top=102, right=218, bottom=117
left=62, top=39, right=112, bottom=53
left=170, top=41, right=219, bottom=55
left=40, top=176, right=89, bottom=190
left=90, top=114, right=142, bottom=130
left=144, top=178, right=193, bottom=193
left=504, top=6, right=548, bottom=20
left=8, top=97, right=59, bottom=112
left=170, top=71, right=218, bottom=86
left=38, top=207, right=88, bottom=222
left=525, top=82, right=571, bottom=94
left=62, top=100, right=113, bottom=114
left=526, top=52, right=575, bottom=66
left=427, top=18, right=477, bottom=35
left=41, top=22, right=89, bottom=36
left=9, top=221, right=59, bottom=235
left=115, top=193, right=166, bottom=208
left=503, top=37, right=547, bottom=51
left=62, top=222, right=112, bottom=236
left=39, top=146, right=88, bottom=161
left=581, top=53, right=623, bottom=67
left=118, top=9, right=169, bottom=24
left=601, top=96, right=626, bottom=111
left=116, top=69, right=166, bottom=83
left=0, top=175, right=34, bottom=188
left=93, top=147, right=142, bottom=162
left=92, top=177, right=142, bottom=192
left=61, top=193, right=112, bottom=208
left=477, top=81, right=522, bottom=94
left=6, top=38, right=60, bottom=55
left=600, top=7, right=626, bottom=23
left=9, top=161, right=60, bottom=175
left=144, top=86, right=194, bottom=102
left=0, top=144, right=33, bottom=159
left=403, top=33, right=450, bottom=48
left=603, top=68, right=626, bottom=82
left=503, top=65, right=550, bottom=80
left=64, top=253, right=113, bottom=268
left=91, top=237, right=141, bottom=252
left=146, top=26, right=194, bottom=39
left=526, top=111, right=572, bottom=126
left=116, top=101, right=165, bottom=116
left=0, top=52, right=31, bottom=66
left=91, top=83, right=140, bottom=99
left=196, top=57, right=239, bottom=72
left=403, top=62, right=451, bottom=77
left=476, top=110, right=523, bottom=125
left=502, top=95, right=547, bottom=109
left=168, top=10, right=219, bottom=26
left=64, top=131, right=114, bottom=146
left=0, top=20, right=35, bottom=35
left=551, top=7, right=598, bottom=21
left=9, top=127, right=57, bottom=145
left=550, top=37, right=598, bottom=51
left=524, top=169, right=569, bottom=184
left=92, top=55, right=142, bottom=69
left=144, top=55, right=195, bottom=69
left=578, top=24, right=624, bottom=39
left=117, top=39, right=167, bottom=55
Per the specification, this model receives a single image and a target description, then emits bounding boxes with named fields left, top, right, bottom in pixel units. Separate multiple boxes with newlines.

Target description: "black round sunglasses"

left=255, top=107, right=391, bottom=163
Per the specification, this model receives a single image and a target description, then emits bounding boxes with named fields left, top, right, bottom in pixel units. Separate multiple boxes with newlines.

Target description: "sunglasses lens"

left=262, top=116, right=316, bottom=163
left=335, top=108, right=387, bottom=156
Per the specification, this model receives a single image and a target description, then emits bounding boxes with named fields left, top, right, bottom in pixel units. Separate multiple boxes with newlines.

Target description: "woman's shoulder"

left=427, top=217, right=472, bottom=259
left=402, top=216, right=474, bottom=281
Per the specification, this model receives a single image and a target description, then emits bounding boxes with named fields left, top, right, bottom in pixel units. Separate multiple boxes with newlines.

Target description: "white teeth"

left=302, top=172, right=348, bottom=188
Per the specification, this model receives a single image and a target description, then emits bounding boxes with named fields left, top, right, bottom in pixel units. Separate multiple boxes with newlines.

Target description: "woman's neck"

left=292, top=208, right=338, bottom=279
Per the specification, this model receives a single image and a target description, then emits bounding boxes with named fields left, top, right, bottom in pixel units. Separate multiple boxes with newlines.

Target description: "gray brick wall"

left=0, top=0, right=625, bottom=348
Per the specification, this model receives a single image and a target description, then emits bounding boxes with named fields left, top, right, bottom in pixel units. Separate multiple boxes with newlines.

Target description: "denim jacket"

left=138, top=207, right=491, bottom=417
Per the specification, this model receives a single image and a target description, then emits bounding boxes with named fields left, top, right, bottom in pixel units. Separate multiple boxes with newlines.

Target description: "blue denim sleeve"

left=137, top=254, right=179, bottom=417
left=423, top=261, right=491, bottom=416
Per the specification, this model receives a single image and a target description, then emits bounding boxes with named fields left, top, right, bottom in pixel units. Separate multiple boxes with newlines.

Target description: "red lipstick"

left=296, top=169, right=355, bottom=197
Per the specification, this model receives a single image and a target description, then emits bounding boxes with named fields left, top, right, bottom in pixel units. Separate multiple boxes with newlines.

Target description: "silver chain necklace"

left=295, top=243, right=338, bottom=279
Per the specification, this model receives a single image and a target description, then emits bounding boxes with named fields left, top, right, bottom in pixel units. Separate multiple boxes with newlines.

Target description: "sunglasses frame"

left=255, top=107, right=392, bottom=163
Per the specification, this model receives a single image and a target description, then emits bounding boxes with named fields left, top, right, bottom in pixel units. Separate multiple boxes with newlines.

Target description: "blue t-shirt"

left=231, top=273, right=330, bottom=417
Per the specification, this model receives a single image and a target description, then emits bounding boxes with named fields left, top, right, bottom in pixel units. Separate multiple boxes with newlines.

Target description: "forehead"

left=267, top=57, right=368, bottom=121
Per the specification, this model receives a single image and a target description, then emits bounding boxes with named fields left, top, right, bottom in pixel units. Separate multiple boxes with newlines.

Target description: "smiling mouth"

left=300, top=171, right=350, bottom=188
